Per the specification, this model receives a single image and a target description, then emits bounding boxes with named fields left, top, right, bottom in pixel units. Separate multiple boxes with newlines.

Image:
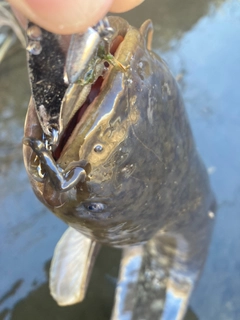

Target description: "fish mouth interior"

left=53, top=35, right=124, bottom=160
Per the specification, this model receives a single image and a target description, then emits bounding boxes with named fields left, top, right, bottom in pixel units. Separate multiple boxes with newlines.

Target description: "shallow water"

left=0, top=0, right=240, bottom=319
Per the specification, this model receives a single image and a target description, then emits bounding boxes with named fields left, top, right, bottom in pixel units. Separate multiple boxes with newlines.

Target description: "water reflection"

left=120, top=0, right=226, bottom=50
left=9, top=251, right=120, bottom=320
left=0, top=48, right=29, bottom=171
left=0, top=258, right=197, bottom=320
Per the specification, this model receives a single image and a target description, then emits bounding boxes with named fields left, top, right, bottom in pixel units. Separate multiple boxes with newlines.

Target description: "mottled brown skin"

left=23, top=17, right=215, bottom=248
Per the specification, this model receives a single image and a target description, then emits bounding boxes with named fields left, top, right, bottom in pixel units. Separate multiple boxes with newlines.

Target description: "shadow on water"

left=1, top=0, right=240, bottom=319
left=0, top=251, right=198, bottom=320
left=1, top=248, right=121, bottom=320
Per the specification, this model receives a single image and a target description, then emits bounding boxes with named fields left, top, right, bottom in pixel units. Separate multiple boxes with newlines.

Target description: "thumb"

left=8, top=0, right=114, bottom=34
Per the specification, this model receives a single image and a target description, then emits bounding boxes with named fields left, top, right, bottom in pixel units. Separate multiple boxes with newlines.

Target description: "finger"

left=110, top=0, right=144, bottom=12
left=8, top=0, right=114, bottom=34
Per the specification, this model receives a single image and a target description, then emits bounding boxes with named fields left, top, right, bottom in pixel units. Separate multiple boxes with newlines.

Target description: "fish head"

left=23, top=17, right=177, bottom=246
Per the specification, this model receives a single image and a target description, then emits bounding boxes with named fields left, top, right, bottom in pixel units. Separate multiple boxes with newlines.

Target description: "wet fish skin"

left=24, top=16, right=216, bottom=245
left=23, top=16, right=216, bottom=320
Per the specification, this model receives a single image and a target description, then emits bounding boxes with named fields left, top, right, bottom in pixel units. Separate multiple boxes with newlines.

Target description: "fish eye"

left=85, top=202, right=105, bottom=212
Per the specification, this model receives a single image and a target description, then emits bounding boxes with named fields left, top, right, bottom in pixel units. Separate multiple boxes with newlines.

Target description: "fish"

left=23, top=16, right=216, bottom=320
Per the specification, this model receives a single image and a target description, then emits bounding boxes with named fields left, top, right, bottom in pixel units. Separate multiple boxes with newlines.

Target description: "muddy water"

left=0, top=0, right=240, bottom=319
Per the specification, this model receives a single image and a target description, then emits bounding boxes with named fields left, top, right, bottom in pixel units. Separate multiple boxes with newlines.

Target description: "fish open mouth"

left=53, top=34, right=125, bottom=161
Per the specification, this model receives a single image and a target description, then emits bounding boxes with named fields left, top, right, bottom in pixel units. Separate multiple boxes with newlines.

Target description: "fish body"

left=23, top=16, right=216, bottom=320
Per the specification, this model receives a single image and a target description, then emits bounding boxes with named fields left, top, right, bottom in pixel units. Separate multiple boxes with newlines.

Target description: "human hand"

left=8, top=0, right=144, bottom=34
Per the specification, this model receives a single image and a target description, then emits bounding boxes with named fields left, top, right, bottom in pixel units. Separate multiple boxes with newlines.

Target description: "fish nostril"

left=94, top=145, right=103, bottom=152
